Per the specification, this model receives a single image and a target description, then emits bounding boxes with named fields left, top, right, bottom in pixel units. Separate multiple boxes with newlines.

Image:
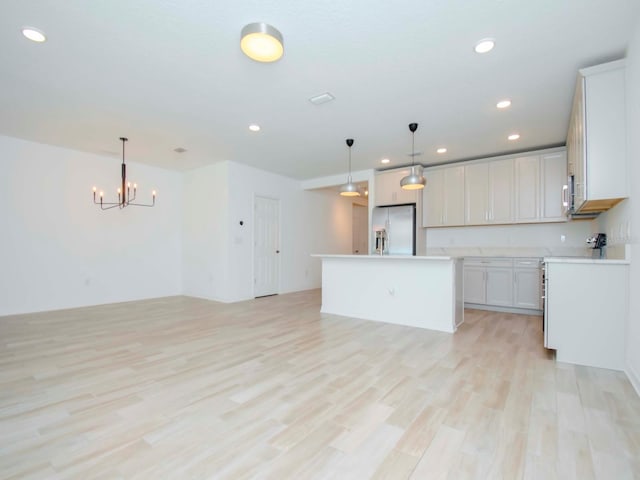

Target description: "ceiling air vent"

left=309, top=92, right=335, bottom=105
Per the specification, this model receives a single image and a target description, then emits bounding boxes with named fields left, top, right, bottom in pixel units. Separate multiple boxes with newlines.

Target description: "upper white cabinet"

left=541, top=153, right=567, bottom=222
left=423, top=165, right=464, bottom=227
left=514, top=152, right=568, bottom=224
left=464, top=162, right=489, bottom=225
left=515, top=156, right=540, bottom=223
left=488, top=159, right=514, bottom=224
left=464, top=159, right=513, bottom=225
left=567, top=59, right=628, bottom=213
left=375, top=168, right=419, bottom=206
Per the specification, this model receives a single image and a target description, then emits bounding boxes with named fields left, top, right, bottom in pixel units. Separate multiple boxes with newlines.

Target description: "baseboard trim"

left=464, top=303, right=542, bottom=316
left=627, top=363, right=640, bottom=398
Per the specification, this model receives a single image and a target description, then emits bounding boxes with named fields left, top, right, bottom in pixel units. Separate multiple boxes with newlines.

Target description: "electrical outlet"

left=560, top=235, right=566, bottom=243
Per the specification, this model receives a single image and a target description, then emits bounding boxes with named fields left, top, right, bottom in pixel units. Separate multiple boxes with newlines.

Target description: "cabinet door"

left=375, top=169, right=417, bottom=206
left=489, top=159, right=514, bottom=224
left=572, top=77, right=587, bottom=209
left=485, top=267, right=513, bottom=306
left=541, top=152, right=568, bottom=222
left=465, top=163, right=489, bottom=225
left=515, top=156, right=540, bottom=223
left=463, top=267, right=486, bottom=304
left=423, top=169, right=444, bottom=227
left=514, top=268, right=542, bottom=309
left=443, top=166, right=465, bottom=226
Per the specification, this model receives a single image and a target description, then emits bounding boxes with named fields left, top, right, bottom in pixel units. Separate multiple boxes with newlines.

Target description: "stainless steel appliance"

left=586, top=233, right=607, bottom=258
left=372, top=204, right=416, bottom=255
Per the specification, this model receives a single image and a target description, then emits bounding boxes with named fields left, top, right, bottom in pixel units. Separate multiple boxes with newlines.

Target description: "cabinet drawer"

left=514, top=258, right=542, bottom=268
left=465, top=257, right=513, bottom=268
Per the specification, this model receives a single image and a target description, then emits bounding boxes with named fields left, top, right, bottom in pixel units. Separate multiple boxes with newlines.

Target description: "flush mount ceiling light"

left=400, top=123, right=426, bottom=190
left=381, top=158, right=391, bottom=164
left=497, top=99, right=512, bottom=109
left=92, top=137, right=156, bottom=210
left=240, top=22, right=284, bottom=62
left=340, top=138, right=360, bottom=197
left=249, top=124, right=261, bottom=132
left=22, top=27, right=46, bottom=43
left=474, top=38, right=495, bottom=54
left=508, top=133, right=521, bottom=141
left=437, top=147, right=447, bottom=154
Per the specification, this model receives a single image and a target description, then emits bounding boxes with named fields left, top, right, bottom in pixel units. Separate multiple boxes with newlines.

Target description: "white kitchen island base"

left=313, top=255, right=463, bottom=333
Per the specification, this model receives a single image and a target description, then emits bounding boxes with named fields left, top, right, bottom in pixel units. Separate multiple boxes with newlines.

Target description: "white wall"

left=623, top=17, right=640, bottom=392
left=182, top=162, right=230, bottom=302
left=181, top=161, right=354, bottom=304
left=226, top=161, right=353, bottom=302
left=0, top=135, right=182, bottom=316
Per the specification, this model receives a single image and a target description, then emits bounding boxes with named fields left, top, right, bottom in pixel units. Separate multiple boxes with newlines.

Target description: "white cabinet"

left=464, top=159, right=513, bottom=225
left=515, top=156, right=540, bottom=223
left=423, top=165, right=464, bottom=227
left=514, top=152, right=568, bottom=224
left=463, top=266, right=486, bottom=304
left=375, top=169, right=419, bottom=206
left=513, top=259, right=542, bottom=309
left=567, top=59, right=628, bottom=213
left=464, top=163, right=489, bottom=225
left=486, top=266, right=513, bottom=306
left=464, top=257, right=542, bottom=312
left=541, top=153, right=567, bottom=222
left=422, top=147, right=567, bottom=228
left=545, top=260, right=627, bottom=370
left=488, top=159, right=514, bottom=224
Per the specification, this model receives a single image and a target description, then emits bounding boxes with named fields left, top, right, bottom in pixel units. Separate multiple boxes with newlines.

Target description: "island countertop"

left=311, top=254, right=457, bottom=260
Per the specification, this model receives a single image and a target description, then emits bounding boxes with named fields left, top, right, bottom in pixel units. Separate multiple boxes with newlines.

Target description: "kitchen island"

left=312, top=255, right=463, bottom=333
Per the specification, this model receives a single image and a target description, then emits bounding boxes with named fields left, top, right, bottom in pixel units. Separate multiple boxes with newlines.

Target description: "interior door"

left=254, top=196, right=280, bottom=297
left=352, top=204, right=368, bottom=255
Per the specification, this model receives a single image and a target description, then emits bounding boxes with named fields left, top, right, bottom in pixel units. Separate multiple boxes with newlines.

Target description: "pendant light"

left=92, top=137, right=156, bottom=210
left=400, top=123, right=426, bottom=190
left=340, top=138, right=360, bottom=197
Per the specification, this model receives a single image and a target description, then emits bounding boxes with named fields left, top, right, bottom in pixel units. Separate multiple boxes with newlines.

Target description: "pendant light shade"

left=240, top=23, right=284, bottom=62
left=400, top=122, right=426, bottom=190
left=400, top=165, right=427, bottom=190
left=340, top=138, right=360, bottom=197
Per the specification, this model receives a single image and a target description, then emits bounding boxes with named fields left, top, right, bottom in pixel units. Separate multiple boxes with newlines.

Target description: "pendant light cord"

left=411, top=130, right=415, bottom=167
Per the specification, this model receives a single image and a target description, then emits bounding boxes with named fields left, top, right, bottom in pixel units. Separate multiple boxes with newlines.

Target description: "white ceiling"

left=2, top=1, right=639, bottom=179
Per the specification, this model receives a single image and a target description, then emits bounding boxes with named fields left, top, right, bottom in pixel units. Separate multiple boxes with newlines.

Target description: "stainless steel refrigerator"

left=372, top=204, right=416, bottom=255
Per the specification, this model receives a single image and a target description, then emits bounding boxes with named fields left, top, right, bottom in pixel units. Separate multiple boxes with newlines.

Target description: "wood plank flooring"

left=1, top=290, right=639, bottom=479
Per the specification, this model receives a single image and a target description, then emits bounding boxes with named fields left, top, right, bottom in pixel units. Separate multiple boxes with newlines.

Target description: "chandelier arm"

left=100, top=202, right=122, bottom=210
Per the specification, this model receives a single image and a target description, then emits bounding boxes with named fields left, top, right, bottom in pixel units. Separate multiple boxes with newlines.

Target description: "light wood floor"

left=1, top=290, right=639, bottom=479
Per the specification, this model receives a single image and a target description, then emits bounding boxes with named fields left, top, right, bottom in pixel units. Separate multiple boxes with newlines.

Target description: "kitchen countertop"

left=543, top=257, right=630, bottom=265
left=312, top=254, right=457, bottom=260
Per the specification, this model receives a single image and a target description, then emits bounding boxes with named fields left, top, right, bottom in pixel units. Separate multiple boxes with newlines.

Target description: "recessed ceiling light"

left=381, top=158, right=391, bottom=164
left=436, top=147, right=447, bottom=154
left=497, top=99, right=512, bottom=109
left=174, top=147, right=187, bottom=153
left=249, top=124, right=261, bottom=132
left=22, top=27, right=46, bottom=43
left=474, top=38, right=495, bottom=54
left=508, top=133, right=520, bottom=141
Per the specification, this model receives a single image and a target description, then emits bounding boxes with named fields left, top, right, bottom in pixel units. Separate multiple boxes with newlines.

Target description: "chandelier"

left=92, top=137, right=156, bottom=210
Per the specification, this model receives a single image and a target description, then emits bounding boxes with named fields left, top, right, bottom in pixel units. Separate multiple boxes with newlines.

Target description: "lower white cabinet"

left=485, top=266, right=514, bottom=306
left=463, top=266, right=486, bottom=304
left=513, top=260, right=542, bottom=309
left=545, top=260, right=627, bottom=370
left=464, top=257, right=542, bottom=311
